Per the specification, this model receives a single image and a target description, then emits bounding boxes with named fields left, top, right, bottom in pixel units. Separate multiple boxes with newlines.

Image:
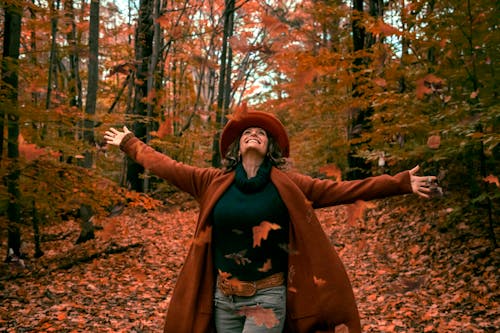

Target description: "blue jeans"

left=214, top=285, right=287, bottom=333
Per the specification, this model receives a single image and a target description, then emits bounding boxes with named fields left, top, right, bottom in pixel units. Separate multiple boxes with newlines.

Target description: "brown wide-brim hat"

left=220, top=110, right=289, bottom=158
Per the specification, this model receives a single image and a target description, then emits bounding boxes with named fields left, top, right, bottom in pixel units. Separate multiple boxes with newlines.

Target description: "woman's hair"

left=222, top=135, right=288, bottom=172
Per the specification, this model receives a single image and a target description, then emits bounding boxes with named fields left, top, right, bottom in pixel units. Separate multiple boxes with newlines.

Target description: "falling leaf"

left=156, top=119, right=172, bottom=138
left=373, top=77, right=387, bottom=87
left=313, top=276, right=326, bottom=287
left=347, top=200, right=376, bottom=226
left=227, top=102, right=249, bottom=121
left=238, top=305, right=279, bottom=328
left=427, top=135, right=441, bottom=149
left=319, top=164, right=342, bottom=181
left=193, top=226, right=212, bottom=246
left=483, top=175, right=499, bottom=187
left=335, top=324, right=349, bottom=333
left=470, top=90, right=479, bottom=98
left=258, top=259, right=272, bottom=272
left=218, top=270, right=232, bottom=280
left=18, top=134, right=47, bottom=161
left=416, top=74, right=443, bottom=99
left=253, top=221, right=281, bottom=247
left=225, top=250, right=252, bottom=265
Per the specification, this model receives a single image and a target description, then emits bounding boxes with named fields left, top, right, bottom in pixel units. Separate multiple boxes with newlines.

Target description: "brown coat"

left=121, top=135, right=413, bottom=333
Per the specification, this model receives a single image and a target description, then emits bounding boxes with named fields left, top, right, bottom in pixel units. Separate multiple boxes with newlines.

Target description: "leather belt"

left=217, top=272, right=285, bottom=297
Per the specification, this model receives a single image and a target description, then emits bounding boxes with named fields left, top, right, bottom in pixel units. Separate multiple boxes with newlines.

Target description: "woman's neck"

left=241, top=156, right=264, bottom=178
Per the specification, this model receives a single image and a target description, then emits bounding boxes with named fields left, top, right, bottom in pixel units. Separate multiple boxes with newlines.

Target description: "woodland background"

left=0, top=0, right=498, bottom=332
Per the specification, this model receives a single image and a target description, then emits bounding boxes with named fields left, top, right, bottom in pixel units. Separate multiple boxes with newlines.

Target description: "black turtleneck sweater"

left=212, top=160, right=289, bottom=281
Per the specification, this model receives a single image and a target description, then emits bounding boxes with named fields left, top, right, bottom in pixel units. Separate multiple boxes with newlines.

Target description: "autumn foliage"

left=0, top=0, right=498, bottom=331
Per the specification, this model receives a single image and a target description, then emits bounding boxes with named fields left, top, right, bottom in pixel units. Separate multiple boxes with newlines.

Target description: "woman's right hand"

left=104, top=126, right=131, bottom=146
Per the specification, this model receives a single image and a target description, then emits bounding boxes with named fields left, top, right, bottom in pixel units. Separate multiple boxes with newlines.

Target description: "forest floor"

left=0, top=193, right=498, bottom=333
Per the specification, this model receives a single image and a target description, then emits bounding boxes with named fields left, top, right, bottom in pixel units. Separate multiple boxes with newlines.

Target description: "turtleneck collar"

left=234, top=159, right=272, bottom=193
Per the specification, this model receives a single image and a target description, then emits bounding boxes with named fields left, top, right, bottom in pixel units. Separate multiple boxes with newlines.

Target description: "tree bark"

left=46, top=0, right=61, bottom=110
left=64, top=0, right=82, bottom=109
left=83, top=0, right=100, bottom=151
left=2, top=3, right=22, bottom=262
left=347, top=0, right=383, bottom=180
left=212, top=0, right=235, bottom=167
left=126, top=0, right=153, bottom=192
left=76, top=0, right=100, bottom=241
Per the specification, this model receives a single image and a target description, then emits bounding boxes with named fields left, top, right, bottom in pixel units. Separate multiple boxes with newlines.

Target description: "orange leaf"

left=335, top=324, right=350, bottom=333
left=193, top=226, right=212, bottom=246
left=409, top=244, right=420, bottom=255
left=157, top=119, right=172, bottom=138
left=238, top=305, right=279, bottom=329
left=373, top=77, right=387, bottom=87
left=347, top=200, right=376, bottom=226
left=427, top=135, right=441, bottom=149
left=227, top=102, right=249, bottom=121
left=318, top=164, right=342, bottom=181
left=18, top=134, right=47, bottom=161
left=253, top=221, right=281, bottom=247
left=313, top=276, right=326, bottom=287
left=258, top=259, right=272, bottom=272
left=57, top=312, right=67, bottom=320
left=484, top=175, right=499, bottom=187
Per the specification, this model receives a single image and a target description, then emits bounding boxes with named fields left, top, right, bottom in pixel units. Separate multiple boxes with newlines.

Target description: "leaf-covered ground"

left=1, top=195, right=498, bottom=332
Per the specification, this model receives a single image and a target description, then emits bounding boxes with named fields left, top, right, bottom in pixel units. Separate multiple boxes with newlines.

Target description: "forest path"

left=1, top=196, right=498, bottom=332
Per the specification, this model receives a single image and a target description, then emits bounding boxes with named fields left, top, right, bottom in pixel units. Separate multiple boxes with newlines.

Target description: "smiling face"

left=239, top=127, right=269, bottom=158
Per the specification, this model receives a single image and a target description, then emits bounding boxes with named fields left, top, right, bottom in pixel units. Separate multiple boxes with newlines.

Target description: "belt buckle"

left=246, top=281, right=257, bottom=297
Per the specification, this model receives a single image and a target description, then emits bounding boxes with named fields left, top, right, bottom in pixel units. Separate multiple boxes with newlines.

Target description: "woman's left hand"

left=409, top=165, right=438, bottom=198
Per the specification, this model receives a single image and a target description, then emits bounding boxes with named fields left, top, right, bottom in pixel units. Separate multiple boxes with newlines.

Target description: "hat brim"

left=220, top=112, right=289, bottom=158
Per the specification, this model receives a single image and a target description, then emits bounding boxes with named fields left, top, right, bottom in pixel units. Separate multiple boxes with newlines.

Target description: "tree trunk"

left=32, top=201, right=44, bottom=258
left=126, top=0, right=153, bottom=192
left=75, top=0, right=100, bottom=242
left=2, top=3, right=22, bottom=262
left=143, top=0, right=162, bottom=192
left=46, top=0, right=61, bottom=110
left=212, top=0, right=235, bottom=167
left=82, top=0, right=100, bottom=169
left=64, top=0, right=82, bottom=109
left=76, top=204, right=95, bottom=244
left=347, top=0, right=383, bottom=180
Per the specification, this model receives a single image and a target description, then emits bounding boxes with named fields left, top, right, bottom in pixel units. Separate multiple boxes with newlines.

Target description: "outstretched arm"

left=287, top=165, right=438, bottom=208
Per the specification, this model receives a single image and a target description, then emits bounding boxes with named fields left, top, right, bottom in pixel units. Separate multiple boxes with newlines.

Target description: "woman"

left=104, top=109, right=436, bottom=333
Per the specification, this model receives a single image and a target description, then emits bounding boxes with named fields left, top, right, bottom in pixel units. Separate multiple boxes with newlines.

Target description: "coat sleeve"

left=120, top=134, right=221, bottom=200
left=286, top=171, right=413, bottom=208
